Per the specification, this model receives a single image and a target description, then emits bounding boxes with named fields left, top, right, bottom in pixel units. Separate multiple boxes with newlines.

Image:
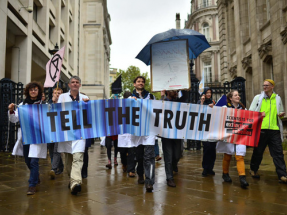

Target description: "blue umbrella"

left=136, top=29, right=211, bottom=66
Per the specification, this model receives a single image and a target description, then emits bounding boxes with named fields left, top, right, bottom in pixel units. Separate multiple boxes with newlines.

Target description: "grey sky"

left=107, top=0, right=191, bottom=74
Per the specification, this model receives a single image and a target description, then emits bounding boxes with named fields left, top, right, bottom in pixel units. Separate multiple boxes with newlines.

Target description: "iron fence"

left=0, top=78, right=23, bottom=152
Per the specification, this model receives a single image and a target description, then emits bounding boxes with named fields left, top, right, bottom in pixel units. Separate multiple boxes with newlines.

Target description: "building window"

left=33, top=3, right=38, bottom=22
left=203, top=62, right=212, bottom=83
left=202, top=23, right=210, bottom=41
left=109, top=76, right=113, bottom=83
left=203, top=0, right=209, bottom=7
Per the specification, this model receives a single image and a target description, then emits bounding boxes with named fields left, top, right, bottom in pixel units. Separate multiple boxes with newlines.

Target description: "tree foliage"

left=112, top=65, right=161, bottom=99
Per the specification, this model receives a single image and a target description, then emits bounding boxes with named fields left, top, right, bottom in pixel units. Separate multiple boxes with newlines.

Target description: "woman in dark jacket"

left=197, top=87, right=217, bottom=177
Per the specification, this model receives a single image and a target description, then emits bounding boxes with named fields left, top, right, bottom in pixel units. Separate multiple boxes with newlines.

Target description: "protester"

left=57, top=76, right=89, bottom=195
left=48, top=88, right=64, bottom=180
left=249, top=79, right=287, bottom=183
left=105, top=135, right=119, bottom=169
left=216, top=90, right=249, bottom=188
left=197, top=87, right=217, bottom=177
left=116, top=91, right=132, bottom=172
left=160, top=90, right=182, bottom=187
left=8, top=82, right=47, bottom=195
left=128, top=76, right=156, bottom=192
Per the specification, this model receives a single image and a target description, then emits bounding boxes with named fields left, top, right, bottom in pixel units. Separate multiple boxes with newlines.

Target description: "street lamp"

left=48, top=43, right=59, bottom=55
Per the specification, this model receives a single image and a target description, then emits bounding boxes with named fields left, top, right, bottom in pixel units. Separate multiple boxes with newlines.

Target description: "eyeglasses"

left=29, top=88, right=39, bottom=92
left=262, top=85, right=271, bottom=87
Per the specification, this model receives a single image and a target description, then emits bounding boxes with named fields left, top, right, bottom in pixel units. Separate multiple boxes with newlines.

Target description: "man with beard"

left=127, top=76, right=156, bottom=192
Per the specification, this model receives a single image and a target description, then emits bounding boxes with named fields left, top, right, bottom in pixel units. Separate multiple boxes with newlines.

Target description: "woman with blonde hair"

left=216, top=90, right=249, bottom=189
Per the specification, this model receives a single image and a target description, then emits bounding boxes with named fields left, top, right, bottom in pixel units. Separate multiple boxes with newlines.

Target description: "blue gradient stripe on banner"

left=18, top=99, right=263, bottom=146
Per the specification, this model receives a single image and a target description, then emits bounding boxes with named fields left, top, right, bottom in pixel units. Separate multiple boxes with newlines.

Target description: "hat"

left=264, top=79, right=275, bottom=86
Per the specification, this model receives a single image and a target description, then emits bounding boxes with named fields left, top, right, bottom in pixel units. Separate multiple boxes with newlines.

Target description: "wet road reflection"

left=0, top=142, right=287, bottom=214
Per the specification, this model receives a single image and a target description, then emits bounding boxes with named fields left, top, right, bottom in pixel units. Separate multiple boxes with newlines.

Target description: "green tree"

left=112, top=65, right=161, bottom=99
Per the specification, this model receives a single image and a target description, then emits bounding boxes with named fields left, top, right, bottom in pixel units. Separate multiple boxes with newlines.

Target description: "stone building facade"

left=185, top=0, right=220, bottom=86
left=217, top=0, right=287, bottom=109
left=80, top=0, right=111, bottom=99
left=0, top=0, right=111, bottom=99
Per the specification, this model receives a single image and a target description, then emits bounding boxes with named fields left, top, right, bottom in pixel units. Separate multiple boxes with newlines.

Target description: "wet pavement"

left=0, top=141, right=287, bottom=215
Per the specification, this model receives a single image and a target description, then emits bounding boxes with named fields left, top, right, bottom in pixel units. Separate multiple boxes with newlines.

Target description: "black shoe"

left=138, top=176, right=145, bottom=184
left=202, top=169, right=208, bottom=177
left=207, top=170, right=215, bottom=175
left=239, top=176, right=249, bottom=189
left=222, top=173, right=232, bottom=182
left=82, top=168, right=88, bottom=179
left=71, top=184, right=81, bottom=195
left=173, top=165, right=178, bottom=173
left=55, top=169, right=63, bottom=175
left=167, top=179, right=176, bottom=187
left=249, top=170, right=260, bottom=178
left=146, top=184, right=153, bottom=192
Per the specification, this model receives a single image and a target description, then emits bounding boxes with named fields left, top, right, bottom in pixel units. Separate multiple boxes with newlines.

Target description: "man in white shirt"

left=57, top=76, right=89, bottom=195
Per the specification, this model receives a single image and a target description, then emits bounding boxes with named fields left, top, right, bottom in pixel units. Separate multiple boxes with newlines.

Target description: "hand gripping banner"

left=18, top=99, right=263, bottom=146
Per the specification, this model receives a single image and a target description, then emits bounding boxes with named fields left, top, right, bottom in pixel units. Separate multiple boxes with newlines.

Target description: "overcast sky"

left=107, top=0, right=191, bottom=74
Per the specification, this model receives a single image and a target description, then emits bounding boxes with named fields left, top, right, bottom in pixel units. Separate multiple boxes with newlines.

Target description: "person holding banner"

left=249, top=79, right=287, bottom=183
left=48, top=88, right=64, bottom=179
left=197, top=87, right=217, bottom=177
left=8, top=82, right=47, bottom=195
left=57, top=76, right=90, bottom=195
left=160, top=90, right=182, bottom=187
left=128, top=76, right=156, bottom=192
left=216, top=90, right=249, bottom=188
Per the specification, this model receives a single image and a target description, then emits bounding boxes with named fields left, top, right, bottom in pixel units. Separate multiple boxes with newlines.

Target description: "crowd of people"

left=7, top=76, right=287, bottom=196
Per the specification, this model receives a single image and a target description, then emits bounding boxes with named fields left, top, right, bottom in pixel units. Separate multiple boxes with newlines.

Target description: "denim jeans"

left=23, top=145, right=39, bottom=187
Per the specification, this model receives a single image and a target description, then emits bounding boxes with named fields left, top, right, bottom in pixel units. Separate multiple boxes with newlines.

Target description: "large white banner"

left=151, top=40, right=190, bottom=92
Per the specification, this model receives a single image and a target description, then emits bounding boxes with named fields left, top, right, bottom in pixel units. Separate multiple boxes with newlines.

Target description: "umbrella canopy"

left=136, top=29, right=211, bottom=66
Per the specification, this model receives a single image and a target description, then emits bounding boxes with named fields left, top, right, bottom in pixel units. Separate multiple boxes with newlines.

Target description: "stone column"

left=214, top=51, right=219, bottom=81
left=217, top=0, right=229, bottom=82
left=10, top=36, right=32, bottom=84
left=11, top=47, right=20, bottom=82
left=0, top=0, right=8, bottom=79
left=212, top=15, right=216, bottom=40
left=234, top=0, right=243, bottom=77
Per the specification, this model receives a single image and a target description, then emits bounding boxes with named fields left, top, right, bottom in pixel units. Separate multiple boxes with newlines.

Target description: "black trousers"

left=127, top=145, right=155, bottom=185
left=105, top=137, right=118, bottom=160
left=202, top=141, right=217, bottom=171
left=250, top=130, right=287, bottom=178
left=118, top=147, right=128, bottom=166
left=162, top=138, right=182, bottom=180
left=127, top=146, right=144, bottom=176
left=82, top=147, right=89, bottom=174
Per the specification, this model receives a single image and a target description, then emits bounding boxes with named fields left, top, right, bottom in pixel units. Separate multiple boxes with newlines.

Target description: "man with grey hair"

left=57, top=76, right=90, bottom=195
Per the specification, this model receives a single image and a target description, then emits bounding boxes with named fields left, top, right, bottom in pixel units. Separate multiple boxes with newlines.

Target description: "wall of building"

left=217, top=0, right=287, bottom=109
left=0, top=0, right=83, bottom=86
left=0, top=0, right=112, bottom=101
left=80, top=0, right=112, bottom=100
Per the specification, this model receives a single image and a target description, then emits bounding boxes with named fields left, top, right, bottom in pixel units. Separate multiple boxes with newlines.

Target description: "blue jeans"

left=154, top=139, right=159, bottom=157
left=23, top=145, right=39, bottom=187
